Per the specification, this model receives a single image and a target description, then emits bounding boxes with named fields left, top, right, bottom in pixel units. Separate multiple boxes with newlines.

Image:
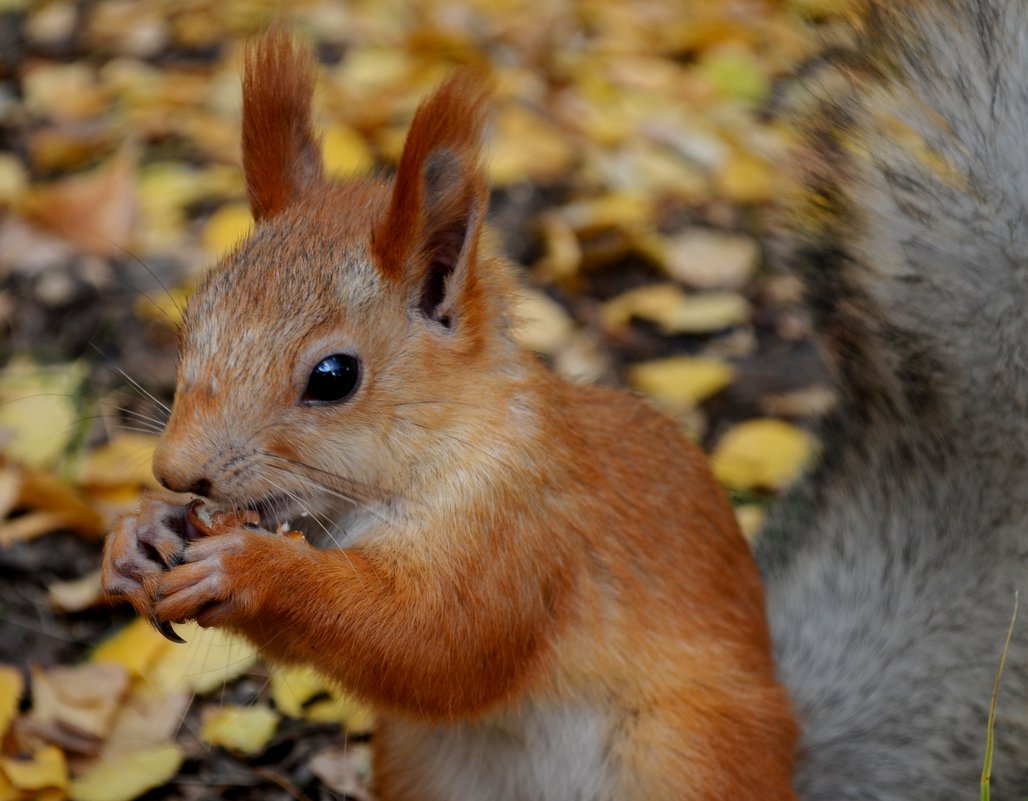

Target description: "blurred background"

left=0, top=0, right=846, bottom=798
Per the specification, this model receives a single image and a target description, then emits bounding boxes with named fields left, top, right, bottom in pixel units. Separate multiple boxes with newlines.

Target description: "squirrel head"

left=152, top=30, right=526, bottom=528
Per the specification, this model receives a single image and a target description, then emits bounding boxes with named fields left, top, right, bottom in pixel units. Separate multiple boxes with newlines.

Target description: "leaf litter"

left=0, top=0, right=848, bottom=797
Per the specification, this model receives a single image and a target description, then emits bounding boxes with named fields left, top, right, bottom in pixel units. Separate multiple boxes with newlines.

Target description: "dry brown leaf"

left=309, top=744, right=373, bottom=801
left=660, top=229, right=759, bottom=290
left=30, top=663, right=129, bottom=741
left=48, top=570, right=104, bottom=613
left=23, top=144, right=138, bottom=256
left=102, top=686, right=189, bottom=759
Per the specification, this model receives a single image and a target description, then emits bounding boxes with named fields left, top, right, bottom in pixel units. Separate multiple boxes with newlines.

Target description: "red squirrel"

left=101, top=29, right=798, bottom=801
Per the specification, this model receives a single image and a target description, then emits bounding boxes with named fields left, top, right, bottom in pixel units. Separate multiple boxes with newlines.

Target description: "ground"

left=0, top=1, right=842, bottom=798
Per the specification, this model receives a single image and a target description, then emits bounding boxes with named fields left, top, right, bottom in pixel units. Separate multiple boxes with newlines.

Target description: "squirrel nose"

left=156, top=472, right=213, bottom=498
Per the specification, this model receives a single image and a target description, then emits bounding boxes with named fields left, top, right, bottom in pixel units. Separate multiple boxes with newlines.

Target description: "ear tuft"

left=373, top=71, right=492, bottom=282
left=242, top=27, right=323, bottom=222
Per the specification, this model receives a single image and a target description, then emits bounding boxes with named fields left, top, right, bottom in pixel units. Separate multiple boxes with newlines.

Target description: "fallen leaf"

left=309, top=743, right=373, bottom=801
left=201, top=705, right=279, bottom=755
left=322, top=123, right=374, bottom=179
left=0, top=745, right=67, bottom=793
left=30, top=663, right=128, bottom=740
left=660, top=229, right=759, bottom=290
left=15, top=465, right=104, bottom=536
left=513, top=289, right=574, bottom=355
left=306, top=691, right=374, bottom=734
left=133, top=286, right=190, bottom=330
left=48, top=570, right=104, bottom=613
left=0, top=666, right=23, bottom=741
left=91, top=618, right=172, bottom=680
left=23, top=144, right=138, bottom=256
left=711, top=419, right=813, bottom=490
left=270, top=665, right=328, bottom=718
left=604, top=283, right=747, bottom=334
left=103, top=686, right=189, bottom=759
left=77, top=433, right=160, bottom=490
left=734, top=504, right=766, bottom=542
left=629, top=357, right=734, bottom=409
left=149, top=622, right=257, bottom=695
left=489, top=104, right=575, bottom=185
left=696, top=44, right=770, bottom=103
left=0, top=359, right=87, bottom=470
left=715, top=152, right=775, bottom=204
left=0, top=154, right=28, bottom=208
left=202, top=203, right=253, bottom=260
left=68, top=743, right=183, bottom=801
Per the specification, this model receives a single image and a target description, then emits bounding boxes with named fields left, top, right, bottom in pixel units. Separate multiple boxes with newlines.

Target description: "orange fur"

left=103, top=29, right=798, bottom=801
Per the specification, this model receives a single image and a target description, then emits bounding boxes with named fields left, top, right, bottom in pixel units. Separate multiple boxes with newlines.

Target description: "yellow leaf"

left=660, top=292, right=750, bottom=334
left=270, top=665, right=329, bottom=718
left=150, top=622, right=257, bottom=695
left=604, top=284, right=747, bottom=334
left=603, top=284, right=687, bottom=329
left=201, top=706, right=279, bottom=755
left=716, top=153, right=775, bottom=204
left=734, top=504, right=766, bottom=542
left=0, top=153, right=28, bottom=208
left=696, top=45, right=770, bottom=103
left=305, top=692, right=375, bottom=734
left=322, top=123, right=373, bottom=179
left=68, top=744, right=183, bottom=801
left=78, top=434, right=161, bottom=490
left=92, top=617, right=173, bottom=680
left=133, top=286, right=191, bottom=331
left=513, top=290, right=574, bottom=355
left=629, top=357, right=734, bottom=409
left=489, top=104, right=575, bottom=186
left=0, top=746, right=67, bottom=792
left=202, top=203, right=253, bottom=260
left=711, top=419, right=813, bottom=491
left=0, top=359, right=87, bottom=470
left=0, top=665, right=23, bottom=741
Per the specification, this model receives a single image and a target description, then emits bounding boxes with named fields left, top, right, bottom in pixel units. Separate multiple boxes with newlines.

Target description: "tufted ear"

left=374, top=72, right=491, bottom=331
left=241, top=28, right=323, bottom=222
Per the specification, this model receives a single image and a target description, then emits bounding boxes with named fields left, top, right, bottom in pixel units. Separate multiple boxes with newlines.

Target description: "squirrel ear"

left=242, top=28, right=323, bottom=222
left=374, top=72, right=491, bottom=329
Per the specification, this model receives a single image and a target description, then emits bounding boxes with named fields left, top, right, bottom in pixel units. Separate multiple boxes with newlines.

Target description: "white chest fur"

left=380, top=701, right=611, bottom=801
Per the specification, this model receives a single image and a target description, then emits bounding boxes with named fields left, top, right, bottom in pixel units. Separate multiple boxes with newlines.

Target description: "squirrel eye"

left=304, top=354, right=360, bottom=404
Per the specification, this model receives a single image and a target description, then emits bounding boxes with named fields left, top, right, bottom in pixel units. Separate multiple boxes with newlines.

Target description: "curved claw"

left=153, top=616, right=186, bottom=644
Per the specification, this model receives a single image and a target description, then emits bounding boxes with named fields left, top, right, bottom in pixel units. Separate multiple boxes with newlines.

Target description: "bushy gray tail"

left=757, top=1, right=1028, bottom=798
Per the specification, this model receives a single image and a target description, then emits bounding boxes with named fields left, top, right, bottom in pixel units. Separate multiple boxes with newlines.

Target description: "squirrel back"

left=758, top=0, right=1028, bottom=796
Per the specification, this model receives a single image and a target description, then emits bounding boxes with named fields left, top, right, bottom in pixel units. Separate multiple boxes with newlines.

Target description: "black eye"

left=304, top=354, right=360, bottom=404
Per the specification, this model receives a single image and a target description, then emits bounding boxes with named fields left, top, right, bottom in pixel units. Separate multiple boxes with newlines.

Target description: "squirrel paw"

left=102, top=495, right=192, bottom=613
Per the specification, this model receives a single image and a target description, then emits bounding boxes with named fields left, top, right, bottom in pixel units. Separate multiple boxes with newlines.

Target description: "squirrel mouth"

left=246, top=493, right=299, bottom=530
